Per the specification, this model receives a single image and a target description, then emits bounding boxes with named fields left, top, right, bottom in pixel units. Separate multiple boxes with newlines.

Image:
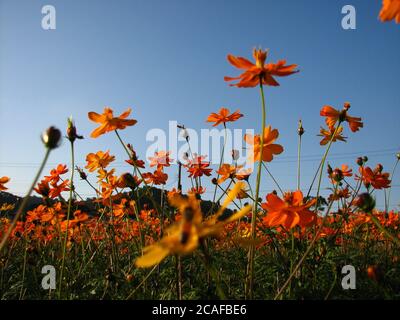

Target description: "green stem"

left=246, top=80, right=266, bottom=299
left=261, top=162, right=283, bottom=195
left=297, top=134, right=302, bottom=190
left=58, top=140, right=75, bottom=298
left=209, top=124, right=227, bottom=215
left=314, top=124, right=341, bottom=209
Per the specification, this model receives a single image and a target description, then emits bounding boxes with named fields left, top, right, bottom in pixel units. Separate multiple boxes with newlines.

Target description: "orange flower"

left=320, top=103, right=363, bottom=133
left=261, top=190, right=317, bottom=229
left=125, top=158, right=145, bottom=168
left=49, top=180, right=70, bottom=198
left=34, top=179, right=51, bottom=198
left=224, top=48, right=298, bottom=88
left=186, top=156, right=212, bottom=178
left=188, top=186, right=206, bottom=196
left=340, top=164, right=353, bottom=177
left=73, top=210, right=89, bottom=223
left=125, top=147, right=146, bottom=168
left=167, top=188, right=182, bottom=204
left=88, top=107, right=137, bottom=138
left=149, top=151, right=172, bottom=170
left=357, top=165, right=391, bottom=189
left=0, top=176, right=10, bottom=191
left=235, top=168, right=253, bottom=181
left=113, top=199, right=136, bottom=218
left=244, top=126, right=283, bottom=163
left=85, top=150, right=115, bottom=172
left=318, top=126, right=347, bottom=145
left=379, top=0, right=400, bottom=23
left=45, top=164, right=68, bottom=183
left=328, top=187, right=351, bottom=202
left=142, top=169, right=168, bottom=185
left=216, top=164, right=241, bottom=184
left=101, top=175, right=126, bottom=199
left=206, top=108, right=243, bottom=127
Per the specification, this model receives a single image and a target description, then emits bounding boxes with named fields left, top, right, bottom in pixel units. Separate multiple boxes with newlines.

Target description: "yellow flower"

left=135, top=182, right=251, bottom=268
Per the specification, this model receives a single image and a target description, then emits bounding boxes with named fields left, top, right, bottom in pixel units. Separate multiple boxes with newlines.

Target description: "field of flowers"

left=0, top=2, right=399, bottom=300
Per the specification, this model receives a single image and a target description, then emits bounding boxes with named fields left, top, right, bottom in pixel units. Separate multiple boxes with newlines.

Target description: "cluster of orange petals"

left=318, top=126, right=347, bottom=145
left=34, top=165, right=70, bottom=199
left=379, top=0, right=400, bottom=23
left=244, top=126, right=284, bottom=163
left=261, top=190, right=317, bottom=230
left=206, top=108, right=243, bottom=127
left=186, top=155, right=212, bottom=178
left=0, top=176, right=10, bottom=191
left=224, top=48, right=298, bottom=87
left=320, top=103, right=363, bottom=133
left=88, top=107, right=137, bottom=138
left=357, top=165, right=391, bottom=189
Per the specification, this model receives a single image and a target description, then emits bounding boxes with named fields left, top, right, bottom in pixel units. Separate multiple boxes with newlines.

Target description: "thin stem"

left=58, top=140, right=75, bottom=298
left=246, top=79, right=266, bottom=299
left=297, top=134, right=302, bottom=190
left=314, top=124, right=341, bottom=209
left=261, top=162, right=283, bottom=195
left=0, top=148, right=51, bottom=253
left=209, top=124, right=227, bottom=215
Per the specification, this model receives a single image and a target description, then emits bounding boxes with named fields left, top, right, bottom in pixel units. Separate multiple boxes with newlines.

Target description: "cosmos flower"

left=85, top=151, right=115, bottom=172
left=320, top=103, right=363, bottom=133
left=244, top=126, right=283, bottom=163
left=261, top=190, right=317, bottom=229
left=0, top=177, right=10, bottom=191
left=135, top=182, right=251, bottom=267
left=224, top=48, right=298, bottom=87
left=357, top=165, right=391, bottom=189
left=206, top=108, right=243, bottom=127
left=318, top=126, right=347, bottom=145
left=148, top=151, right=172, bottom=170
left=186, top=156, right=212, bottom=178
left=88, top=107, right=137, bottom=138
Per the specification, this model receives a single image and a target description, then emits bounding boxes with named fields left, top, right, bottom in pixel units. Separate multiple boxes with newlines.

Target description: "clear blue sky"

left=0, top=0, right=399, bottom=210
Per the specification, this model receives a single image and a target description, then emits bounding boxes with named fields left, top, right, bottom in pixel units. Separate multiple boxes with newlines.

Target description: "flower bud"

left=362, top=156, right=368, bottom=163
left=41, top=126, right=61, bottom=149
left=297, top=120, right=304, bottom=136
left=356, top=157, right=364, bottom=166
left=354, top=193, right=375, bottom=213
left=332, top=169, right=343, bottom=182
left=327, top=164, right=333, bottom=175
left=343, top=102, right=351, bottom=110
left=76, top=166, right=87, bottom=180
left=66, top=117, right=83, bottom=143
left=231, top=149, right=240, bottom=160
left=211, top=178, right=218, bottom=185
left=375, top=164, right=383, bottom=173
left=397, top=152, right=400, bottom=160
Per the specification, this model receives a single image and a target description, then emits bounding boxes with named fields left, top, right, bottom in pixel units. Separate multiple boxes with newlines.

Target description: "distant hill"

left=0, top=187, right=233, bottom=218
